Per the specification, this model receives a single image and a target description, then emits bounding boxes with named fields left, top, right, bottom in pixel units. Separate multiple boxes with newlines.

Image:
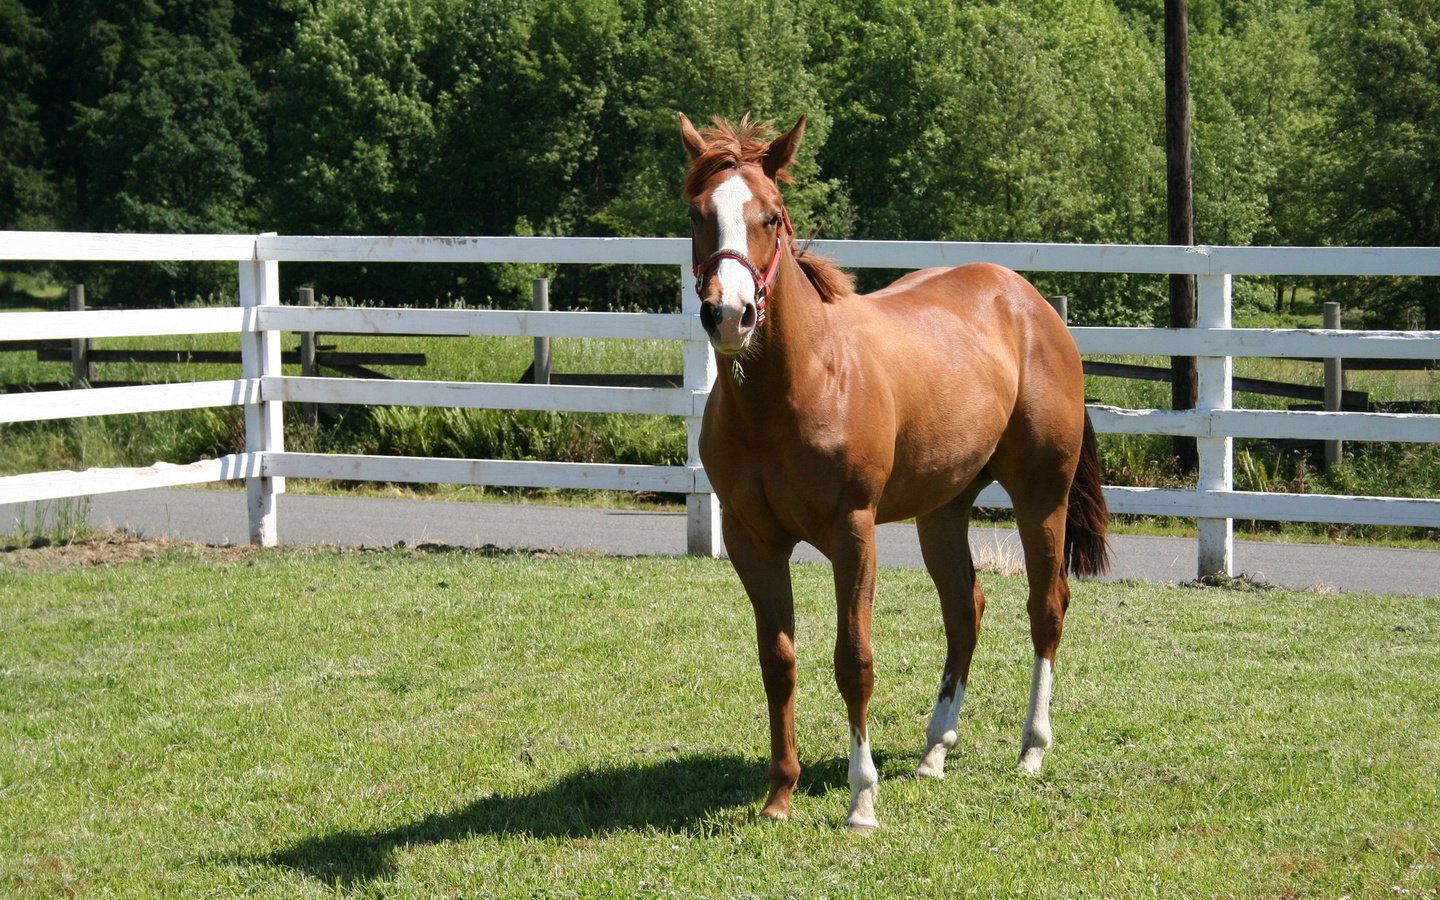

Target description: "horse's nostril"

left=700, top=302, right=720, bottom=335
left=740, top=303, right=757, bottom=329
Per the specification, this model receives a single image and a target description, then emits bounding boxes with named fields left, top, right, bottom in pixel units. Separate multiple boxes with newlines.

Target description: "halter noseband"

left=692, top=207, right=794, bottom=315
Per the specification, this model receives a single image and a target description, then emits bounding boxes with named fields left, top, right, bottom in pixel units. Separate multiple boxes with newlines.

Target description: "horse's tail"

left=1065, top=410, right=1111, bottom=578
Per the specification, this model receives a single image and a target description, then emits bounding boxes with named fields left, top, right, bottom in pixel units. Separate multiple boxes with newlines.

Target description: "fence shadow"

left=245, top=752, right=794, bottom=888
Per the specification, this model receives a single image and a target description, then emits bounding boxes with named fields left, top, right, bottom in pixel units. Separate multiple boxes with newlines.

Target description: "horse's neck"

left=723, top=256, right=833, bottom=396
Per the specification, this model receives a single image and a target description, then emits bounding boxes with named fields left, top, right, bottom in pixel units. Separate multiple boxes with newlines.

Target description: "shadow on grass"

left=246, top=752, right=844, bottom=888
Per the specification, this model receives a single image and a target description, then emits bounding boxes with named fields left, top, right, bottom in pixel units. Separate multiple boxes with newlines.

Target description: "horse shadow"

left=241, top=747, right=912, bottom=888
left=243, top=751, right=860, bottom=888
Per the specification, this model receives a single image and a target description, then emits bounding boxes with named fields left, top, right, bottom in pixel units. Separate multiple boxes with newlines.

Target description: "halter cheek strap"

left=692, top=208, right=794, bottom=315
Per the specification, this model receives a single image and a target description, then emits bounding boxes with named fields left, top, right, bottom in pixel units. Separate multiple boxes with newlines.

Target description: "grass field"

left=2, top=541, right=1437, bottom=897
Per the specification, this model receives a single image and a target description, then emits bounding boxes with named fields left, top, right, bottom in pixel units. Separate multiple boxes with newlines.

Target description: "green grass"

left=2, top=541, right=1438, bottom=897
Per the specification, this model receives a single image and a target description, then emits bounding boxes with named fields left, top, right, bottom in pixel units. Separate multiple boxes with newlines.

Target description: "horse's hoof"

left=758, top=807, right=789, bottom=823
left=1017, top=747, right=1046, bottom=776
left=847, top=818, right=881, bottom=835
left=916, top=745, right=949, bottom=779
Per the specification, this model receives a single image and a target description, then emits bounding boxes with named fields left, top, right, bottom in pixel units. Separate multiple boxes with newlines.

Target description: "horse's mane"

left=681, top=114, right=785, bottom=200
left=794, top=245, right=856, bottom=302
left=683, top=114, right=856, bottom=303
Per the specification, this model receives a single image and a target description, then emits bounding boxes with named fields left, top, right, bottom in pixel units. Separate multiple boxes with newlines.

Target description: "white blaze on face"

left=710, top=174, right=757, bottom=308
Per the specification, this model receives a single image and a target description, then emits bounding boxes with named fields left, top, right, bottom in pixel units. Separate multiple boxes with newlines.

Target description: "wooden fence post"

left=532, top=278, right=551, bottom=385
left=239, top=235, right=284, bottom=547
left=298, top=286, right=317, bottom=424
left=1195, top=273, right=1234, bottom=578
left=682, top=265, right=720, bottom=557
left=1323, top=301, right=1344, bottom=468
left=1047, top=295, right=1069, bottom=324
left=69, top=284, right=94, bottom=389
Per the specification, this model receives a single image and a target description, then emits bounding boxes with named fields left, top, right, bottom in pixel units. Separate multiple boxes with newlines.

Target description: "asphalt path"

left=5, top=488, right=1437, bottom=598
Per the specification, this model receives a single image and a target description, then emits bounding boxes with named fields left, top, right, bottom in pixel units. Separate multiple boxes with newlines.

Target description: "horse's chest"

left=701, top=403, right=892, bottom=541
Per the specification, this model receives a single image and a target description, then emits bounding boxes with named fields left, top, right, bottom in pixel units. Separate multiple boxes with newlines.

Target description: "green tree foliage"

left=817, top=0, right=1166, bottom=323
left=1189, top=2, right=1326, bottom=315
left=77, top=39, right=261, bottom=236
left=272, top=0, right=436, bottom=236
left=589, top=0, right=846, bottom=310
left=0, top=0, right=54, bottom=230
left=268, top=0, right=444, bottom=299
left=72, top=37, right=262, bottom=301
left=605, top=0, right=842, bottom=238
left=1309, top=0, right=1440, bottom=327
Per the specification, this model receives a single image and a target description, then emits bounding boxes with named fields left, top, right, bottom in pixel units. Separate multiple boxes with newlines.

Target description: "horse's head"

left=680, top=113, right=805, bottom=355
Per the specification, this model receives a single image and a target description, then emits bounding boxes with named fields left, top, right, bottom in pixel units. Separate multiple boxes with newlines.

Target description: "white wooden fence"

left=3, top=231, right=1439, bottom=578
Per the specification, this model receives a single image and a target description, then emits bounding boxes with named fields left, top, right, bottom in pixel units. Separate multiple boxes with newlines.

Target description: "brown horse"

left=681, top=113, right=1110, bottom=831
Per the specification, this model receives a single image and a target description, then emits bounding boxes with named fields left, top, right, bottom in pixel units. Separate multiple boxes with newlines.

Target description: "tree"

left=20, top=0, right=251, bottom=229
left=1166, top=0, right=1197, bottom=471
left=9, top=0, right=1427, bottom=323
left=1310, top=0, right=1440, bottom=327
left=817, top=0, right=1166, bottom=324
left=0, top=0, right=54, bottom=230
left=420, top=0, right=841, bottom=309
left=271, top=0, right=436, bottom=237
left=74, top=37, right=263, bottom=301
left=1181, top=3, right=1325, bottom=317
left=427, top=0, right=625, bottom=238
left=269, top=0, right=442, bottom=299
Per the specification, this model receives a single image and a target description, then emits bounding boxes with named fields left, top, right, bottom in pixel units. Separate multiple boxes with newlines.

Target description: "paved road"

left=5, top=488, right=1436, bottom=598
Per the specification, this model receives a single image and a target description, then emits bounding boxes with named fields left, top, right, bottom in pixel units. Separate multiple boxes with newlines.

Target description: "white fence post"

left=239, top=234, right=284, bottom=546
left=681, top=264, right=720, bottom=556
left=1196, top=273, right=1234, bottom=577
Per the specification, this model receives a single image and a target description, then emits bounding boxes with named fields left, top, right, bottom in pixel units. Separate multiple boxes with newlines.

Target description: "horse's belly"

left=874, top=452, right=992, bottom=524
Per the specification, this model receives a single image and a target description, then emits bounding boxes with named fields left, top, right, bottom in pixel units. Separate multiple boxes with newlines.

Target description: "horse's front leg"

left=723, top=512, right=800, bottom=821
left=828, top=510, right=881, bottom=832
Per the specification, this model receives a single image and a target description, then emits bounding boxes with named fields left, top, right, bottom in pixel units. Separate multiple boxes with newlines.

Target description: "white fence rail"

left=3, top=231, right=1438, bottom=578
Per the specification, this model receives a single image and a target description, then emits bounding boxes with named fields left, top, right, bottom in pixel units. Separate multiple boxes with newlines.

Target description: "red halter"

left=692, top=207, right=794, bottom=315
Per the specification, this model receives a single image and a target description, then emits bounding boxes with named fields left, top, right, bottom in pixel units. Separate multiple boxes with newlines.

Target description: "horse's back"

left=867, top=263, right=1055, bottom=322
left=861, top=262, right=1074, bottom=379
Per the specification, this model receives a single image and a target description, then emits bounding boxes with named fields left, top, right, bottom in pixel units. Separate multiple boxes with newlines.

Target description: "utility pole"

left=1166, top=0, right=1198, bottom=472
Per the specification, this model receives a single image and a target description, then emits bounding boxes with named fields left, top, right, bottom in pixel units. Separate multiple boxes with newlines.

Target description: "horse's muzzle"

left=700, top=298, right=757, bottom=354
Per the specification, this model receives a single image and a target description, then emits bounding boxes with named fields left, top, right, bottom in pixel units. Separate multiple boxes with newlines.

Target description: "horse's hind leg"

left=914, top=488, right=989, bottom=779
left=1010, top=492, right=1072, bottom=776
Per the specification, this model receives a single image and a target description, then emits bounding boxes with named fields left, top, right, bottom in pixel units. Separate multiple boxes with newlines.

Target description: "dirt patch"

left=0, top=534, right=255, bottom=570
left=0, top=534, right=567, bottom=570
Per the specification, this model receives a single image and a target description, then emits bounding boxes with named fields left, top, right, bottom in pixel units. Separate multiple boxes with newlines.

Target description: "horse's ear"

left=679, top=113, right=706, bottom=162
left=763, top=116, right=806, bottom=182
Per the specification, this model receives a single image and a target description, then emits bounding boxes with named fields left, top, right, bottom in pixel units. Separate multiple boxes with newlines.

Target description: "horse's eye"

left=767, top=213, right=782, bottom=229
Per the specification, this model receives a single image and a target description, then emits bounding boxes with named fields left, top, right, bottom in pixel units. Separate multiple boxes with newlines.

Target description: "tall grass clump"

left=1, top=497, right=95, bottom=549
left=0, top=408, right=244, bottom=478
left=363, top=406, right=685, bottom=467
